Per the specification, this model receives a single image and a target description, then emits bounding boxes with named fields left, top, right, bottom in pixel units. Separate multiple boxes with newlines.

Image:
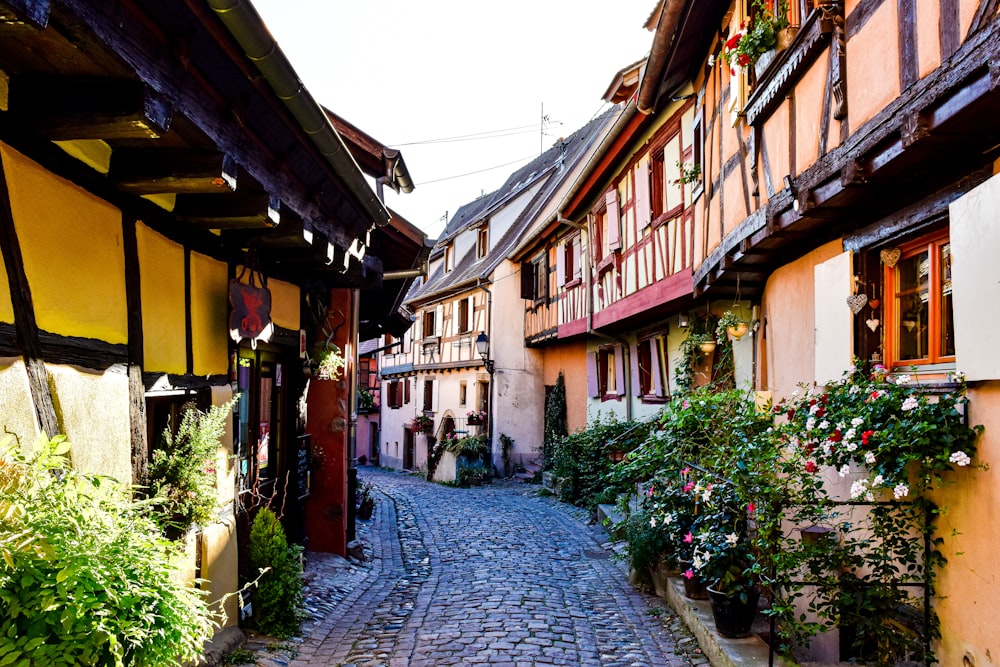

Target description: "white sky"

left=251, top=1, right=656, bottom=239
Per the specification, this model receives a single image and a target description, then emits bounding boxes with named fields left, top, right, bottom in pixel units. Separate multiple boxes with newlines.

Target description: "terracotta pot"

left=776, top=26, right=798, bottom=51
left=699, top=340, right=717, bottom=354
left=727, top=323, right=749, bottom=340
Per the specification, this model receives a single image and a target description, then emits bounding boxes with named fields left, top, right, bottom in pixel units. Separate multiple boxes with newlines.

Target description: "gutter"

left=636, top=0, right=687, bottom=115
left=206, top=0, right=391, bottom=228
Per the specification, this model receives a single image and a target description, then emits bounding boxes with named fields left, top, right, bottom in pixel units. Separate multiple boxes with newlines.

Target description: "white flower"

left=809, top=403, right=821, bottom=415
left=849, top=384, right=862, bottom=395
left=822, top=442, right=832, bottom=456
left=949, top=451, right=972, bottom=467
left=865, top=491, right=876, bottom=502
left=893, top=483, right=909, bottom=499
left=851, top=417, right=864, bottom=427
left=838, top=464, right=850, bottom=478
left=846, top=442, right=858, bottom=452
left=895, top=374, right=912, bottom=385
left=865, top=451, right=877, bottom=464
left=818, top=419, right=830, bottom=430
left=845, top=428, right=857, bottom=440
left=873, top=474, right=884, bottom=486
left=837, top=422, right=846, bottom=431
left=850, top=479, right=868, bottom=499
left=702, top=487, right=713, bottom=502
left=664, top=513, right=674, bottom=525
left=901, top=396, right=919, bottom=411
left=650, top=517, right=657, bottom=527
left=806, top=417, right=816, bottom=431
left=693, top=554, right=706, bottom=569
left=726, top=533, right=739, bottom=546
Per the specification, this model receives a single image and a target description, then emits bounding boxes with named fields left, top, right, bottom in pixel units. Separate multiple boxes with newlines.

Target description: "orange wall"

left=847, top=1, right=900, bottom=130
left=543, top=339, right=588, bottom=435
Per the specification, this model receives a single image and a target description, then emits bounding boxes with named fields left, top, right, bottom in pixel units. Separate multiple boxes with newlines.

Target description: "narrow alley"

left=283, top=470, right=704, bottom=667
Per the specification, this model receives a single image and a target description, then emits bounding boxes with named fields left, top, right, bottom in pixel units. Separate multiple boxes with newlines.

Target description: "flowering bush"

left=409, top=414, right=434, bottom=433
left=775, top=363, right=982, bottom=500
left=466, top=409, right=487, bottom=423
left=721, top=0, right=789, bottom=72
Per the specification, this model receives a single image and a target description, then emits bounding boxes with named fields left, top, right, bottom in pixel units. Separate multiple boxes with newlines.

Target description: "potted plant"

left=716, top=309, right=750, bottom=342
left=356, top=481, right=375, bottom=520
left=721, top=0, right=790, bottom=75
left=674, top=160, right=701, bottom=187
left=310, top=342, right=346, bottom=380
left=357, top=387, right=376, bottom=414
left=466, top=409, right=487, bottom=425
left=409, top=414, right=434, bottom=434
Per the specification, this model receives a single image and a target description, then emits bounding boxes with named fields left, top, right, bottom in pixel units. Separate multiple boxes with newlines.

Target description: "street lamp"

left=475, top=332, right=495, bottom=375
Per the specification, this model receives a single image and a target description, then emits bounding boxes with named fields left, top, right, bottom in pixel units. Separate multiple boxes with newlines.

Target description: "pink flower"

left=747, top=502, right=757, bottom=514
left=646, top=485, right=655, bottom=497
left=683, top=569, right=695, bottom=579
left=684, top=482, right=695, bottom=492
left=681, top=466, right=691, bottom=475
left=684, top=532, right=694, bottom=543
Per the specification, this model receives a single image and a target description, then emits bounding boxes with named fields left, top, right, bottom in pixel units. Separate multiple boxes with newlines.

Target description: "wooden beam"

left=0, top=0, right=49, bottom=32
left=109, top=149, right=237, bottom=195
left=174, top=192, right=280, bottom=229
left=7, top=75, right=170, bottom=140
left=0, top=150, right=60, bottom=438
left=122, top=212, right=147, bottom=485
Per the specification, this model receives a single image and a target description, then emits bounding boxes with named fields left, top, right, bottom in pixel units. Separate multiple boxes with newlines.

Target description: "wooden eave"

left=694, top=17, right=1000, bottom=300
left=0, top=0, right=390, bottom=289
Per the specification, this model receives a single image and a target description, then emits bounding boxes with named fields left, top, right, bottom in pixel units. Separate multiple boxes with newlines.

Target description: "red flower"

left=862, top=430, right=875, bottom=445
left=816, top=406, right=826, bottom=418
left=747, top=502, right=757, bottom=514
left=829, top=429, right=843, bottom=443
left=787, top=408, right=796, bottom=420
left=737, top=53, right=751, bottom=67
left=725, top=32, right=743, bottom=49
left=805, top=460, right=818, bottom=473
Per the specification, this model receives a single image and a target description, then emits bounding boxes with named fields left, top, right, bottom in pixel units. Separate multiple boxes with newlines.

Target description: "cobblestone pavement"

left=254, top=469, right=707, bottom=667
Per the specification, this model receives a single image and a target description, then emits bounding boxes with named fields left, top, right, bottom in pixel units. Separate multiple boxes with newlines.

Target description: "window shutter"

left=605, top=189, right=621, bottom=251
left=615, top=346, right=627, bottom=396
left=951, top=172, right=1000, bottom=380
left=587, top=352, right=600, bottom=397
left=466, top=296, right=474, bottom=332
left=814, top=252, right=854, bottom=384
left=635, top=156, right=651, bottom=228
left=556, top=244, right=566, bottom=285
left=434, top=305, right=444, bottom=337
left=520, top=261, right=535, bottom=299
left=404, top=378, right=410, bottom=404
left=430, top=379, right=439, bottom=412
left=631, top=342, right=642, bottom=395
left=651, top=338, right=665, bottom=396
left=572, top=238, right=582, bottom=279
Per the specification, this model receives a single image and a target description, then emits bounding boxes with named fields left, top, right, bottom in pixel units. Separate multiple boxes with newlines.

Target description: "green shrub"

left=248, top=508, right=305, bottom=638
left=148, top=398, right=236, bottom=537
left=543, top=373, right=567, bottom=470
left=445, top=433, right=488, bottom=458
left=0, top=435, right=215, bottom=666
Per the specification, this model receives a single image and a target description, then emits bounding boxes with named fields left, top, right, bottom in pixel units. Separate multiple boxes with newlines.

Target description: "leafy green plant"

left=500, top=433, right=514, bottom=478
left=455, top=463, right=490, bottom=487
left=445, top=433, right=489, bottom=458
left=674, top=160, right=701, bottom=186
left=310, top=342, right=346, bottom=380
left=0, top=435, right=215, bottom=666
left=148, top=397, right=236, bottom=538
left=248, top=507, right=306, bottom=639
left=721, top=0, right=790, bottom=71
left=357, top=387, right=376, bottom=413
left=543, top=372, right=568, bottom=471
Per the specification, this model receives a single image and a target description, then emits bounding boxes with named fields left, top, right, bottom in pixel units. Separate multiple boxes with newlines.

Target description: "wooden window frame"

left=457, top=297, right=471, bottom=334
left=477, top=225, right=489, bottom=259
left=422, top=310, right=436, bottom=339
left=883, top=229, right=955, bottom=370
left=386, top=380, right=402, bottom=409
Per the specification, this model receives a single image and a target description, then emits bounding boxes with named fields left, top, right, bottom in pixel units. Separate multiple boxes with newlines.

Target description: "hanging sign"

left=228, top=278, right=274, bottom=347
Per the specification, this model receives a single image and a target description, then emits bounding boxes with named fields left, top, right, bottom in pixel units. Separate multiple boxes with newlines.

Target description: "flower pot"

left=707, top=585, right=761, bottom=638
left=727, top=323, right=749, bottom=340
left=699, top=340, right=717, bottom=354
left=754, top=49, right=777, bottom=78
left=467, top=416, right=483, bottom=425
left=683, top=574, right=709, bottom=600
left=776, top=26, right=798, bottom=51
left=649, top=562, right=679, bottom=599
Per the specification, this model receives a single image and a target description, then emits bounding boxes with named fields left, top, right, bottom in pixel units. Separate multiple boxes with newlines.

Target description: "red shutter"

left=404, top=378, right=410, bottom=404
left=605, top=189, right=621, bottom=251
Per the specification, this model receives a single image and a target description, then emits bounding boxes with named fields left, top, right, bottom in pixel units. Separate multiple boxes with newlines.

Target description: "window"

left=457, top=297, right=470, bottom=333
left=637, top=335, right=668, bottom=399
left=477, top=225, right=489, bottom=259
left=404, top=378, right=410, bottom=404
left=459, top=381, right=467, bottom=407
left=444, top=244, right=454, bottom=273
left=387, top=380, right=402, bottom=409
left=422, top=310, right=436, bottom=338
left=885, top=230, right=954, bottom=368
left=422, top=378, right=438, bottom=412
left=691, top=112, right=704, bottom=199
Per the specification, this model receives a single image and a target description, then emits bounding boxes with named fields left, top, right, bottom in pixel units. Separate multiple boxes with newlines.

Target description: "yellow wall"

left=190, top=252, right=228, bottom=376
left=0, top=359, right=41, bottom=444
left=137, top=222, right=186, bottom=374
left=2, top=144, right=127, bottom=343
left=0, top=252, right=12, bottom=324
left=268, top=278, right=300, bottom=331
left=48, top=363, right=130, bottom=481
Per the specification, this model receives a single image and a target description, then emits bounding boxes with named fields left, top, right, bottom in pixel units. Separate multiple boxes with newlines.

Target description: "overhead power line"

left=416, top=154, right=536, bottom=186
left=390, top=124, right=538, bottom=147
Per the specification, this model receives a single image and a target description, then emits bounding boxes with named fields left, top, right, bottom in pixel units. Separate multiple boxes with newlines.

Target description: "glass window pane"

left=940, top=242, right=955, bottom=357
left=895, top=249, right=929, bottom=361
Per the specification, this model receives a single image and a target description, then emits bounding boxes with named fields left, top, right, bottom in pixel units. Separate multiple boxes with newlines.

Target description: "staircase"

left=514, top=457, right=543, bottom=482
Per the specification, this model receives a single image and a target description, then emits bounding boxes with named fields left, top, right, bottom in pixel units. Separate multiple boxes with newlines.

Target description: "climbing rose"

left=805, top=460, right=818, bottom=473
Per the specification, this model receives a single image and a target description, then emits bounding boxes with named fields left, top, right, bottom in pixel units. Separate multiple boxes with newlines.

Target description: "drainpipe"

left=206, top=0, right=390, bottom=228
left=346, top=289, right=360, bottom=543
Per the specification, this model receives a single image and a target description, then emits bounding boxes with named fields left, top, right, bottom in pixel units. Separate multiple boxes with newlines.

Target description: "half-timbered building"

left=0, top=0, right=423, bottom=634
left=633, top=0, right=1000, bottom=662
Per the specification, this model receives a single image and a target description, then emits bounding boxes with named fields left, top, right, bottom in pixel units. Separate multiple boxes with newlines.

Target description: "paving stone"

left=237, top=469, right=699, bottom=667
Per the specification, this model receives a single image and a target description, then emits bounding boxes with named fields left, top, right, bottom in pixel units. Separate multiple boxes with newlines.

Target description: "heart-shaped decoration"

left=866, top=318, right=880, bottom=331
left=869, top=299, right=880, bottom=309
left=847, top=294, right=868, bottom=314
left=880, top=248, right=901, bottom=267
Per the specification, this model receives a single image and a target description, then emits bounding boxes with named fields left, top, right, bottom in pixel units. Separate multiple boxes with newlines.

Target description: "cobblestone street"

left=272, top=469, right=705, bottom=667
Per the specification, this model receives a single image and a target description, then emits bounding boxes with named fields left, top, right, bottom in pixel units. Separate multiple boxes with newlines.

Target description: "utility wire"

left=416, top=153, right=536, bottom=186
left=390, top=123, right=538, bottom=147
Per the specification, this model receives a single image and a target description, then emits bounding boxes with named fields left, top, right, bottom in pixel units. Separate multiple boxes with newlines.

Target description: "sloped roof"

left=405, top=109, right=616, bottom=308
